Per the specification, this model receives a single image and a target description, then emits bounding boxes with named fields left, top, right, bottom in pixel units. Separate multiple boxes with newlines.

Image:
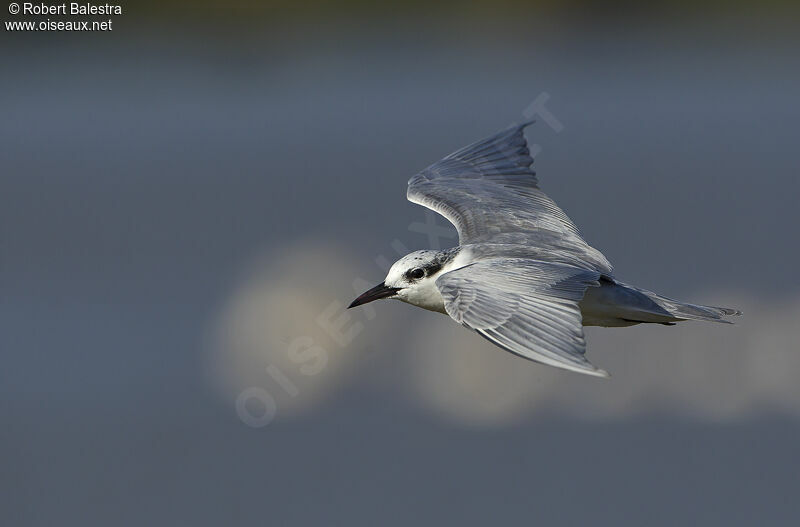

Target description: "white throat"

left=397, top=279, right=447, bottom=313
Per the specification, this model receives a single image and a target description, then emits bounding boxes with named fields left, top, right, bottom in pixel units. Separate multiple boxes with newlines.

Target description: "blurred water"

left=2, top=16, right=799, bottom=526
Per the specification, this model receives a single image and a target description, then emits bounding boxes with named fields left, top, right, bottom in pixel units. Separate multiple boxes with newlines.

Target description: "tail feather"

left=629, top=285, right=742, bottom=324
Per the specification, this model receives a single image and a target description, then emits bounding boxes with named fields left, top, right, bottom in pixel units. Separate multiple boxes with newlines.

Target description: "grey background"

left=2, top=6, right=799, bottom=526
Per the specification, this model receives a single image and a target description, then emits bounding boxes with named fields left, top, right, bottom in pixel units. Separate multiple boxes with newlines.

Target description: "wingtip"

left=593, top=368, right=611, bottom=379
left=513, top=119, right=536, bottom=131
left=574, top=364, right=611, bottom=378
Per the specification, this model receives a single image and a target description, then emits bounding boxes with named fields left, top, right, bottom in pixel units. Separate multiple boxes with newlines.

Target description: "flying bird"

left=349, top=122, right=740, bottom=377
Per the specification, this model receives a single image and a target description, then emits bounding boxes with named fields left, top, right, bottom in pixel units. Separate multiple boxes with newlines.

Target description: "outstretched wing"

left=435, top=258, right=609, bottom=377
left=407, top=122, right=612, bottom=274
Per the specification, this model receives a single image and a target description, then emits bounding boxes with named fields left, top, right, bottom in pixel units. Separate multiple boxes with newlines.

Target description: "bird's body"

left=350, top=122, right=740, bottom=377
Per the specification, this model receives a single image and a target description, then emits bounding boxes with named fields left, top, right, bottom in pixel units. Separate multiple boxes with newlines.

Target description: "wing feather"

left=407, top=122, right=612, bottom=274
left=435, top=258, right=609, bottom=377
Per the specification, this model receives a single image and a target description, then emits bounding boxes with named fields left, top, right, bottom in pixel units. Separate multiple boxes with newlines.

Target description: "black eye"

left=408, top=268, right=425, bottom=280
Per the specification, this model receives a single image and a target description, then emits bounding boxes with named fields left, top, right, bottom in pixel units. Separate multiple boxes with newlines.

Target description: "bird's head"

left=348, top=250, right=446, bottom=310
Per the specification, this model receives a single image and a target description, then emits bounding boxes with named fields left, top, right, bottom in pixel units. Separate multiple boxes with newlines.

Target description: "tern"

left=349, top=122, right=740, bottom=377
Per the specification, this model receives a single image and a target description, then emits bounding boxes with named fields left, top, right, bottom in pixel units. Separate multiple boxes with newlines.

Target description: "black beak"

left=348, top=282, right=400, bottom=308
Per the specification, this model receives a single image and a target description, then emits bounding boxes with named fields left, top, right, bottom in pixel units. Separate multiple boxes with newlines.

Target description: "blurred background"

left=2, top=1, right=800, bottom=525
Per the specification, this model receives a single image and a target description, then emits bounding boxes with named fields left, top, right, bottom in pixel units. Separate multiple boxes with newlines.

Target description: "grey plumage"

left=437, top=259, right=606, bottom=376
left=408, top=121, right=612, bottom=274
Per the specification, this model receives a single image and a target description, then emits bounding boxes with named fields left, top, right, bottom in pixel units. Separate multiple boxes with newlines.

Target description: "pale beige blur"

left=402, top=292, right=800, bottom=425
left=210, top=243, right=798, bottom=426
left=207, top=241, right=394, bottom=416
